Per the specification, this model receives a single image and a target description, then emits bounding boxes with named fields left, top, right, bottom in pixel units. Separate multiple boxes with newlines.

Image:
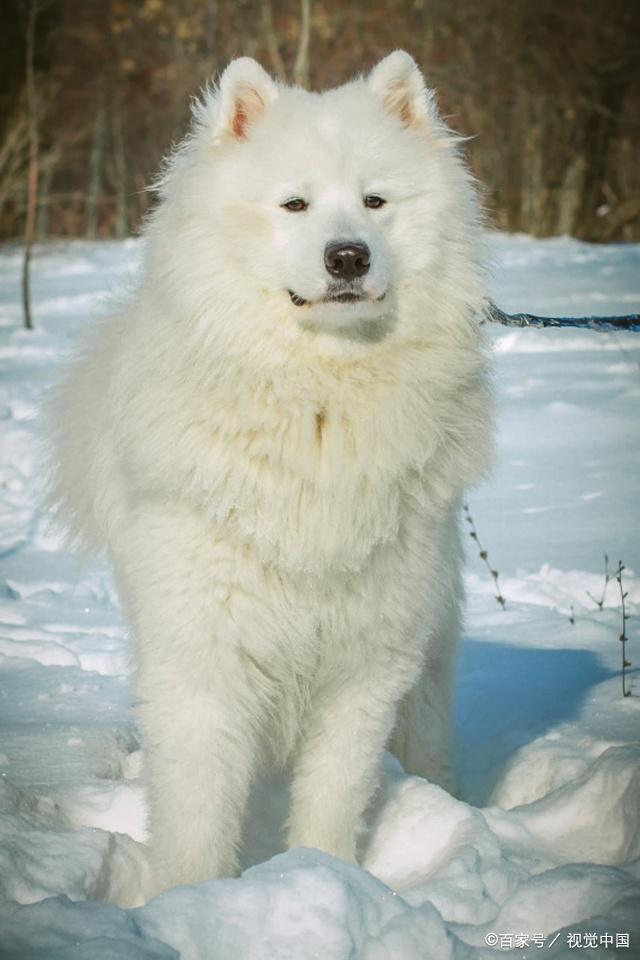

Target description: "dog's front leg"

left=287, top=645, right=419, bottom=864
left=112, top=502, right=269, bottom=899
left=136, top=675, right=258, bottom=898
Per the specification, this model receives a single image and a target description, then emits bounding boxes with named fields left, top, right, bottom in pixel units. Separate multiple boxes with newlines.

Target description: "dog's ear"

left=368, top=51, right=435, bottom=129
left=215, top=58, right=279, bottom=141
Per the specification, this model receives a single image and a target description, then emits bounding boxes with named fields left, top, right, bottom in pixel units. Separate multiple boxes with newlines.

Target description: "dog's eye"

left=364, top=195, right=386, bottom=209
left=282, top=198, right=308, bottom=212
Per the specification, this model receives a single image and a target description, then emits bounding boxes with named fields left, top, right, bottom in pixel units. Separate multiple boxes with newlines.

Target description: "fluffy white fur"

left=49, top=51, right=493, bottom=902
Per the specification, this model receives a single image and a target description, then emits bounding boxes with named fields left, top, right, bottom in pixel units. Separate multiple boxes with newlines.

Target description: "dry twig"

left=587, top=552, right=614, bottom=610
left=616, top=561, right=631, bottom=697
left=463, top=503, right=506, bottom=608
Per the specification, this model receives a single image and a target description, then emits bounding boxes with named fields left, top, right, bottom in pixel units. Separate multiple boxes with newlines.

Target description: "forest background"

left=1, top=0, right=639, bottom=244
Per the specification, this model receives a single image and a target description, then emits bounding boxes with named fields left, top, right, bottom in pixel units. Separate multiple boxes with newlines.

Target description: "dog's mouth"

left=288, top=289, right=386, bottom=307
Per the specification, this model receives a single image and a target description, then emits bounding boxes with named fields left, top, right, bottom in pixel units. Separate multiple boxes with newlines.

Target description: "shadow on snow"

left=455, top=638, right=614, bottom=806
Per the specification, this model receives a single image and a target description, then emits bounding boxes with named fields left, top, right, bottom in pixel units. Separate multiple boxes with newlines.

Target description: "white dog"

left=49, top=51, right=492, bottom=900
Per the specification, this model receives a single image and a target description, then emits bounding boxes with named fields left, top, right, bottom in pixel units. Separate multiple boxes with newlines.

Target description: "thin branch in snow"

left=616, top=561, right=632, bottom=698
left=463, top=503, right=506, bottom=608
left=586, top=552, right=613, bottom=610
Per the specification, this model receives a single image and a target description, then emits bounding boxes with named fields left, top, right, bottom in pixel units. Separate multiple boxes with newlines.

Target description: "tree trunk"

left=556, top=153, right=587, bottom=236
left=85, top=105, right=107, bottom=239
left=206, top=0, right=218, bottom=73
left=261, top=0, right=287, bottom=82
left=22, top=0, right=39, bottom=332
left=36, top=151, right=56, bottom=241
left=111, top=99, right=129, bottom=239
left=0, top=111, right=29, bottom=227
left=293, top=0, right=312, bottom=88
left=575, top=76, right=629, bottom=240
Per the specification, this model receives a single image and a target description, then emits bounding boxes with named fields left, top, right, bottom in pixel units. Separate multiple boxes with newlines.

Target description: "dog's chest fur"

left=121, top=336, right=485, bottom=576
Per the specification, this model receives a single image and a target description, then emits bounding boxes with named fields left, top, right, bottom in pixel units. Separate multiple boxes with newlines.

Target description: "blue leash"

left=486, top=301, right=640, bottom=333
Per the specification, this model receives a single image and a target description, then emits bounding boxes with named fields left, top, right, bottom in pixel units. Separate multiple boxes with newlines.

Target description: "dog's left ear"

left=368, top=51, right=435, bottom=128
left=215, top=58, right=279, bottom=142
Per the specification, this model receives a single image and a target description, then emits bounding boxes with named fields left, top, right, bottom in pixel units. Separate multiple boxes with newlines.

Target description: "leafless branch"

left=616, top=561, right=632, bottom=697
left=586, top=552, right=613, bottom=610
left=463, top=503, right=506, bottom=609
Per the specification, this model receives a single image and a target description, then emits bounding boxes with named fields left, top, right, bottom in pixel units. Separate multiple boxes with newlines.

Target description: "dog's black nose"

left=324, top=241, right=371, bottom=280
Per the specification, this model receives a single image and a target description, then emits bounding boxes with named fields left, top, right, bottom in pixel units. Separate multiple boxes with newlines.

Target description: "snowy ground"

left=0, top=235, right=639, bottom=959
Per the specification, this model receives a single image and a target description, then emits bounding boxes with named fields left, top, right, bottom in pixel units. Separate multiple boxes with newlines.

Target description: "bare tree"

left=110, top=96, right=129, bottom=239
left=85, top=103, right=107, bottom=238
left=261, top=0, right=287, bottom=82
left=21, top=0, right=39, bottom=331
left=292, top=0, right=312, bottom=88
left=0, top=109, right=29, bottom=228
left=36, top=149, right=56, bottom=240
left=2, top=0, right=639, bottom=242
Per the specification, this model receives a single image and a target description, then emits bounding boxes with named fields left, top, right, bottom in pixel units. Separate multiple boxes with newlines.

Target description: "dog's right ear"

left=212, top=58, right=279, bottom=142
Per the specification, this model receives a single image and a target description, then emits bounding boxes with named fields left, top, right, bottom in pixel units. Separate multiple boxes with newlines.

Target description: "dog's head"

left=152, top=52, right=481, bottom=347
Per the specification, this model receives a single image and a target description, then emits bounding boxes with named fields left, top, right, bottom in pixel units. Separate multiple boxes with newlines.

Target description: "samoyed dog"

left=50, top=51, right=492, bottom=900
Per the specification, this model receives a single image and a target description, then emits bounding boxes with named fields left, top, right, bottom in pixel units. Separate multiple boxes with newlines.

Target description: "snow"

left=0, top=234, right=639, bottom=958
